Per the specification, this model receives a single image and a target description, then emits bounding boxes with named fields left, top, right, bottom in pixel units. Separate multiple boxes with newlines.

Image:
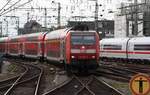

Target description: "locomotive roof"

left=9, top=32, right=47, bottom=42
left=22, top=32, right=46, bottom=37
left=45, top=28, right=96, bottom=40
left=45, top=28, right=69, bottom=40
left=69, top=30, right=96, bottom=33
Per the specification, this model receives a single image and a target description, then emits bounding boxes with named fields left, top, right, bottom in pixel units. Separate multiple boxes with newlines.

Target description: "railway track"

left=117, top=63, right=150, bottom=74
left=3, top=59, right=150, bottom=95
left=43, top=75, right=124, bottom=95
left=102, top=60, right=150, bottom=74
left=93, top=66, right=136, bottom=82
left=0, top=64, right=27, bottom=95
left=93, top=61, right=140, bottom=82
left=0, top=59, right=43, bottom=95
left=97, top=60, right=150, bottom=82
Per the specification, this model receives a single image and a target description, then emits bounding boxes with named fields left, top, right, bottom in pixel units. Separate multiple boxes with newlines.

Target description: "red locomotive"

left=0, top=25, right=100, bottom=72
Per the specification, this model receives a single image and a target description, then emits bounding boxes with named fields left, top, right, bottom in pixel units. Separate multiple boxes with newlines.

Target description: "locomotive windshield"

left=71, top=35, right=95, bottom=45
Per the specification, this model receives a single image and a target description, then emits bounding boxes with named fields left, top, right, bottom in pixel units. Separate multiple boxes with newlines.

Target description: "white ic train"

left=100, top=37, right=150, bottom=62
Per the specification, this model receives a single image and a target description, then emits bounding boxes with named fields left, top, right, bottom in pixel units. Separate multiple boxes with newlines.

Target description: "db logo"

left=130, top=73, right=150, bottom=95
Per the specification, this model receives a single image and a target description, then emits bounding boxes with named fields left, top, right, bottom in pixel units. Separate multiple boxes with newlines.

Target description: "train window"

left=83, top=36, right=95, bottom=40
left=71, top=35, right=95, bottom=45
left=71, top=36, right=82, bottom=45
left=134, top=45, right=150, bottom=50
left=103, top=45, right=122, bottom=50
left=9, top=38, right=18, bottom=42
left=83, top=36, right=95, bottom=45
left=27, top=37, right=38, bottom=41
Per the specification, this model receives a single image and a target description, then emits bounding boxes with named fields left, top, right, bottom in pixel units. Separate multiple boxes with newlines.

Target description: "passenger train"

left=0, top=25, right=100, bottom=72
left=100, top=37, right=150, bottom=63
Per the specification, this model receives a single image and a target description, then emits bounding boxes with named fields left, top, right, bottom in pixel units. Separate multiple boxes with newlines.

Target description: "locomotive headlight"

left=71, top=56, right=75, bottom=59
left=92, top=56, right=95, bottom=59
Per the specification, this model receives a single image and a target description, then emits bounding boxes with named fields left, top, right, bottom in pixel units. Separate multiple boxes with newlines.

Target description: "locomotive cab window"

left=71, top=35, right=95, bottom=45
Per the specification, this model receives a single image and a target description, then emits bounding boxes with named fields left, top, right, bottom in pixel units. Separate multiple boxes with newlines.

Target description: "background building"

left=114, top=0, right=150, bottom=38
left=68, top=20, right=114, bottom=38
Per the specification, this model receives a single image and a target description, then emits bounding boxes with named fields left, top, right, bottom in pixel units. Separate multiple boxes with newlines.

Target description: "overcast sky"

left=1, top=0, right=142, bottom=25
left=0, top=0, right=124, bottom=19
left=0, top=0, right=141, bottom=36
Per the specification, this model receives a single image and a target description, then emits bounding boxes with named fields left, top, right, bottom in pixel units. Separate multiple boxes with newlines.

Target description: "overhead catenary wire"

left=0, top=0, right=22, bottom=15
left=0, top=0, right=12, bottom=13
left=0, top=0, right=33, bottom=16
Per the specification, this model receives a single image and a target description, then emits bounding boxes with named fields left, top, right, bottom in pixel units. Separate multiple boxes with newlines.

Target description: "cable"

left=0, top=0, right=22, bottom=15
left=0, top=0, right=33, bottom=16
left=0, top=0, right=12, bottom=12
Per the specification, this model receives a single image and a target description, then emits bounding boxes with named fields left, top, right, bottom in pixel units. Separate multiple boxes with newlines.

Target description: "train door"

left=39, top=41, right=44, bottom=58
left=60, top=38, right=64, bottom=63
left=19, top=43, right=23, bottom=55
left=126, top=38, right=131, bottom=60
left=44, top=40, right=47, bottom=57
left=63, top=39, right=67, bottom=64
left=38, top=42, right=41, bottom=57
left=127, top=41, right=133, bottom=60
left=41, top=33, right=47, bottom=59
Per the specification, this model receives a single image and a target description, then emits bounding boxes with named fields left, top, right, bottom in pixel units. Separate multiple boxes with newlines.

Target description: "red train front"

left=45, top=25, right=99, bottom=72
left=65, top=31, right=99, bottom=70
